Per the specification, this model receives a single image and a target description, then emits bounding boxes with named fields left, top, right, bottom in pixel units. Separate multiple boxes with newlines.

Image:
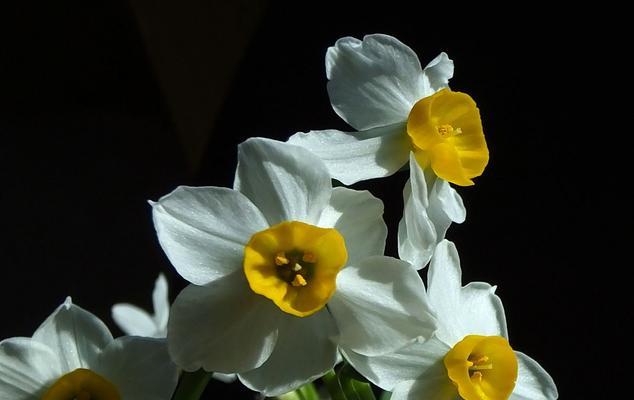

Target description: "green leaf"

left=322, top=370, right=347, bottom=400
left=322, top=364, right=376, bottom=400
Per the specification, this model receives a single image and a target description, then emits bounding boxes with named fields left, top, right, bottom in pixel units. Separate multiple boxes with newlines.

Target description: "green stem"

left=276, top=382, right=320, bottom=400
left=172, top=370, right=213, bottom=400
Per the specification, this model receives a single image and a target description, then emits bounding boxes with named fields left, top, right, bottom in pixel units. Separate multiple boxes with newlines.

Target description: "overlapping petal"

left=390, top=375, right=457, bottom=400
left=287, top=123, right=410, bottom=185
left=152, top=186, right=268, bottom=285
left=317, top=187, right=387, bottom=265
left=112, top=304, right=157, bottom=337
left=32, top=297, right=112, bottom=371
left=398, top=154, right=466, bottom=269
left=95, top=336, right=178, bottom=400
left=427, top=241, right=507, bottom=345
left=234, top=138, right=332, bottom=225
left=167, top=271, right=281, bottom=373
left=510, top=352, right=558, bottom=400
left=328, top=256, right=436, bottom=356
left=343, top=336, right=449, bottom=391
left=0, top=338, right=62, bottom=399
left=398, top=154, right=437, bottom=268
left=238, top=309, right=338, bottom=396
left=327, top=34, right=424, bottom=130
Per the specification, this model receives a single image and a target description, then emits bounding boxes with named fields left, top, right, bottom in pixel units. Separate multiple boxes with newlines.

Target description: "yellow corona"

left=244, top=221, right=348, bottom=317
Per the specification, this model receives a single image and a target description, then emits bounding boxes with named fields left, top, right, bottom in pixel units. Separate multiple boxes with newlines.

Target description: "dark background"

left=1, top=2, right=626, bottom=398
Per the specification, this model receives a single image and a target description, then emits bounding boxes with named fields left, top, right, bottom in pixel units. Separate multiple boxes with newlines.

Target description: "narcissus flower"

left=344, top=241, right=558, bottom=400
left=152, top=137, right=437, bottom=396
left=0, top=297, right=178, bottom=400
left=398, top=153, right=466, bottom=269
left=111, top=273, right=236, bottom=383
left=289, top=34, right=489, bottom=186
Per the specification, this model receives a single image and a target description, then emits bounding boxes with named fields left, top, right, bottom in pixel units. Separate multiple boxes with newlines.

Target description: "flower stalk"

left=172, top=370, right=213, bottom=400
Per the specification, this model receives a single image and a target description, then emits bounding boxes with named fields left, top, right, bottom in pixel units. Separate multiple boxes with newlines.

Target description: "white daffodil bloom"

left=152, top=137, right=437, bottom=396
left=398, top=153, right=466, bottom=269
left=111, top=273, right=236, bottom=384
left=288, top=34, right=489, bottom=187
left=112, top=273, right=170, bottom=338
left=344, top=241, right=558, bottom=400
left=0, top=297, right=178, bottom=400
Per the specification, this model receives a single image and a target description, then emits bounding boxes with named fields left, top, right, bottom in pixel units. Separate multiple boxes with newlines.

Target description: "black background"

left=1, top=2, right=627, bottom=399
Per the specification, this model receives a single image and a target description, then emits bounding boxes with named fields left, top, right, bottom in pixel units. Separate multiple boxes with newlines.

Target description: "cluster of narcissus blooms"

left=0, top=34, right=557, bottom=400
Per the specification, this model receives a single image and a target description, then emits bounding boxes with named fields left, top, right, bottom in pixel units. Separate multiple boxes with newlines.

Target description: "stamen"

left=437, top=124, right=455, bottom=137
left=468, top=354, right=492, bottom=371
left=292, top=263, right=303, bottom=272
left=275, top=252, right=289, bottom=266
left=302, top=252, right=317, bottom=263
left=471, top=371, right=483, bottom=382
left=292, top=274, right=308, bottom=287
left=472, top=355, right=489, bottom=365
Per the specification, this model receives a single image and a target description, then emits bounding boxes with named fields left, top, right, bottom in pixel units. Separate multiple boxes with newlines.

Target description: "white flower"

left=398, top=153, right=466, bottom=269
left=151, top=137, right=437, bottom=396
left=0, top=297, right=178, bottom=400
left=288, top=34, right=489, bottom=187
left=344, top=241, right=558, bottom=400
left=111, top=273, right=237, bottom=384
left=112, top=273, right=170, bottom=338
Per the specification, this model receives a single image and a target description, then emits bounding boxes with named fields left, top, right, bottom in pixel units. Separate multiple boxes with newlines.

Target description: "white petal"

left=425, top=172, right=466, bottom=247
left=287, top=123, right=410, bottom=185
left=0, top=338, right=62, bottom=399
left=427, top=241, right=507, bottom=345
left=420, top=52, right=454, bottom=96
left=317, top=187, right=387, bottom=265
left=95, top=337, right=178, bottom=400
left=238, top=309, right=338, bottom=396
left=398, top=154, right=437, bottom=269
left=329, top=256, right=437, bottom=356
left=234, top=137, right=332, bottom=225
left=152, top=273, right=170, bottom=334
left=428, top=177, right=465, bottom=226
left=390, top=376, right=458, bottom=400
left=326, top=34, right=425, bottom=130
left=167, top=271, right=280, bottom=373
left=342, top=336, right=449, bottom=391
left=152, top=186, right=268, bottom=285
left=211, top=372, right=237, bottom=383
left=32, top=297, right=113, bottom=371
left=510, top=352, right=558, bottom=400
left=111, top=304, right=158, bottom=337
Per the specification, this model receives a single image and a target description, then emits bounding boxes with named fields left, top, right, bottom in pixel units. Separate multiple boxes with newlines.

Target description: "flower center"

left=406, top=89, right=489, bottom=187
left=444, top=335, right=517, bottom=400
left=243, top=221, right=348, bottom=317
left=42, top=368, right=121, bottom=400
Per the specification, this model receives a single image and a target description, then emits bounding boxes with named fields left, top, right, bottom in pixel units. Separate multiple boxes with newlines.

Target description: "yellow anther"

left=292, top=274, right=308, bottom=287
left=275, top=252, right=289, bottom=266
left=292, top=263, right=303, bottom=272
left=302, top=252, right=317, bottom=263
left=469, top=355, right=492, bottom=371
left=471, top=371, right=483, bottom=382
left=437, top=124, right=455, bottom=137
left=471, top=355, right=489, bottom=365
